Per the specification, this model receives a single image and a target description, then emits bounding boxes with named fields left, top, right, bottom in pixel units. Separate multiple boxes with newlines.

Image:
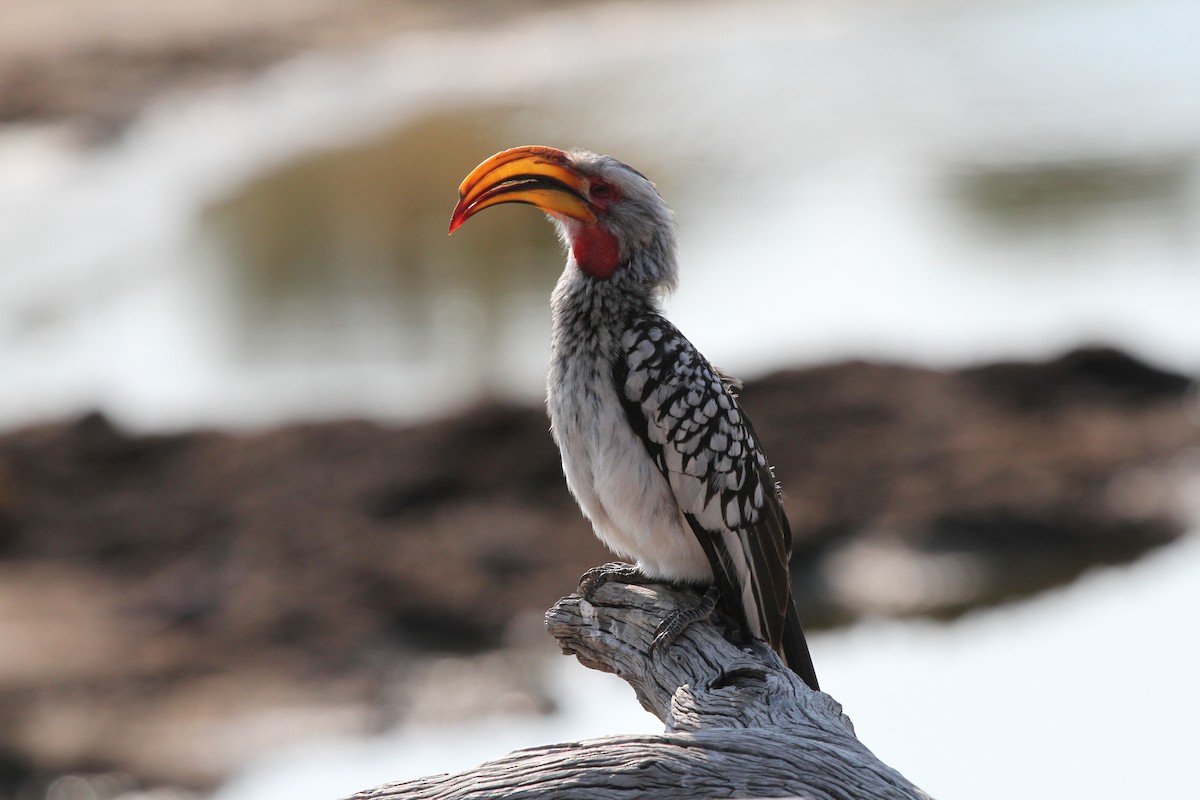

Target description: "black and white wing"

left=613, top=314, right=818, bottom=689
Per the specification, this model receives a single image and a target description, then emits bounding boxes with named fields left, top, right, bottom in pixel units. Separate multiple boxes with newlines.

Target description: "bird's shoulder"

left=613, top=315, right=779, bottom=520
left=617, top=314, right=733, bottom=416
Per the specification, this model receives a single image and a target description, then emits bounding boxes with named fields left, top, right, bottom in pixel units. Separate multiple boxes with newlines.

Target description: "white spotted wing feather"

left=615, top=315, right=794, bottom=655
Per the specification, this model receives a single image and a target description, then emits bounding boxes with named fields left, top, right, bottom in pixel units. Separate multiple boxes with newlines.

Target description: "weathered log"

left=350, top=580, right=931, bottom=800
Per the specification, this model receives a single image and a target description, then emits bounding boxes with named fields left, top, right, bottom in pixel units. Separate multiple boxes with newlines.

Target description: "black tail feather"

left=782, top=599, right=819, bottom=691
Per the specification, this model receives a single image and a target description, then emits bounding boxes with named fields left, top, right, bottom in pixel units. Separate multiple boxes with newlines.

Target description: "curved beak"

left=449, top=146, right=597, bottom=234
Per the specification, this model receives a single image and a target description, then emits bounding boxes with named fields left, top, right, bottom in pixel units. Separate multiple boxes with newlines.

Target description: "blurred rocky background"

left=1, top=2, right=1198, bottom=800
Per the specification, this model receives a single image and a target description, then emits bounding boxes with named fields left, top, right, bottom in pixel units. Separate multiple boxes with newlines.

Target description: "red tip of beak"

left=448, top=203, right=468, bottom=234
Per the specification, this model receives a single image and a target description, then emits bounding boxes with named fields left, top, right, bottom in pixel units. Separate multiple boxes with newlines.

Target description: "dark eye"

left=589, top=182, right=615, bottom=200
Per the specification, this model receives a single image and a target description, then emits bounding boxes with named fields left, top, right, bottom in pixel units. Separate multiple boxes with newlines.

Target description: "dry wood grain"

left=352, top=579, right=931, bottom=800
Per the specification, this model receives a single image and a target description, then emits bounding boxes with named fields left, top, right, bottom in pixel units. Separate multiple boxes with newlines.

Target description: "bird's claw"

left=578, top=562, right=646, bottom=601
left=649, top=585, right=719, bottom=656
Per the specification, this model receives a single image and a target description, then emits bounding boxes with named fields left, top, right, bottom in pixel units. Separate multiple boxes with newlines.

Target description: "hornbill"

left=449, top=146, right=818, bottom=691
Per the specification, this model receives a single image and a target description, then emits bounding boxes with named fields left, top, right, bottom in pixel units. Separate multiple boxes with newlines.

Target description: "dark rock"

left=961, top=346, right=1195, bottom=411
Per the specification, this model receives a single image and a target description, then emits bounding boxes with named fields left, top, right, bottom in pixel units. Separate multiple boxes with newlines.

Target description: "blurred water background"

left=2, top=0, right=1198, bottom=798
left=3, top=0, right=1198, bottom=431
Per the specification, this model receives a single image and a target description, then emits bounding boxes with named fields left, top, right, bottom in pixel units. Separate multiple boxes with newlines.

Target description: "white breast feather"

left=549, top=360, right=712, bottom=583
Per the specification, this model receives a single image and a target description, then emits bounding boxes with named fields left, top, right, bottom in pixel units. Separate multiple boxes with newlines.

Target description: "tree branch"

left=350, top=581, right=931, bottom=800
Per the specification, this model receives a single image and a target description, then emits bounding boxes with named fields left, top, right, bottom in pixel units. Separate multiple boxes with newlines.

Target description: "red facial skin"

left=570, top=178, right=622, bottom=279
left=571, top=223, right=621, bottom=279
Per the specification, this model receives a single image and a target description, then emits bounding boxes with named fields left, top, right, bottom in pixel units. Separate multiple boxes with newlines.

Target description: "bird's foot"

left=650, top=585, right=719, bottom=656
left=578, top=562, right=649, bottom=601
